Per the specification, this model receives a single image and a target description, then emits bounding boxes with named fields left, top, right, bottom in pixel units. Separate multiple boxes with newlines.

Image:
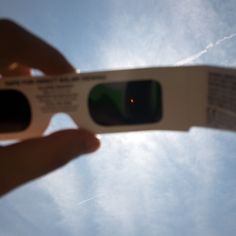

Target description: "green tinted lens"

left=0, top=90, right=31, bottom=132
left=88, top=80, right=162, bottom=126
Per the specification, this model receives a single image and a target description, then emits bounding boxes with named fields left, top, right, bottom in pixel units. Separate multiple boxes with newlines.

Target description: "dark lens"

left=0, top=90, right=31, bottom=132
left=125, top=80, right=162, bottom=123
left=88, top=80, right=162, bottom=126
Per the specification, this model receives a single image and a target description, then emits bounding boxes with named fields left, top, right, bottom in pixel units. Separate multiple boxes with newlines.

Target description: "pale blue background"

left=0, top=1, right=236, bottom=235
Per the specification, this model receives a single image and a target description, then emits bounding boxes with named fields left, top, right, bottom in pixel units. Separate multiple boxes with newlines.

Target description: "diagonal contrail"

left=77, top=193, right=104, bottom=207
left=176, top=33, right=236, bottom=65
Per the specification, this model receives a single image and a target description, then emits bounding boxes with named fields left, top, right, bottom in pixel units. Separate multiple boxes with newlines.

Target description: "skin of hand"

left=0, top=19, right=100, bottom=197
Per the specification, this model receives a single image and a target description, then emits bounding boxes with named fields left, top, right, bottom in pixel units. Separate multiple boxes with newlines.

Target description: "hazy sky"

left=1, top=0, right=236, bottom=235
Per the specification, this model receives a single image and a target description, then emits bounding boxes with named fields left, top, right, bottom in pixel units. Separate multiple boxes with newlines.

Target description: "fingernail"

left=84, top=136, right=100, bottom=152
left=8, top=62, right=19, bottom=71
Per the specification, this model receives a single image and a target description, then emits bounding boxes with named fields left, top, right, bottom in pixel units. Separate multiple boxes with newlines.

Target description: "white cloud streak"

left=176, top=33, right=236, bottom=65
left=77, top=193, right=104, bottom=207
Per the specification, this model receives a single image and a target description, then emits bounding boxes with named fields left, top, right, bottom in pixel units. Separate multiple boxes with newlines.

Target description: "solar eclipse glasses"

left=0, top=65, right=236, bottom=140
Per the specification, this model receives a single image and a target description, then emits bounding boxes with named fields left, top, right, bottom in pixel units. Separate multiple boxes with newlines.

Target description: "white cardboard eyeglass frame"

left=0, top=65, right=236, bottom=140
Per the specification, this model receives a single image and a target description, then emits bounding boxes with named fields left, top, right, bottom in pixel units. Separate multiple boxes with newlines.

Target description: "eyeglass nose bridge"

left=21, top=111, right=52, bottom=139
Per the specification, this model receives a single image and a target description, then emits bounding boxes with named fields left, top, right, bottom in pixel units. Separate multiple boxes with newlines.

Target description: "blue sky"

left=1, top=0, right=236, bottom=235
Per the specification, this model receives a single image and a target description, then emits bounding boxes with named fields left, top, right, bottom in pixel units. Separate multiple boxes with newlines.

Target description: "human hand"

left=0, top=19, right=100, bottom=196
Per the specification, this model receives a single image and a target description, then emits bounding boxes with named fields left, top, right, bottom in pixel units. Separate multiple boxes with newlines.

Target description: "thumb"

left=0, top=129, right=100, bottom=196
left=41, top=129, right=100, bottom=164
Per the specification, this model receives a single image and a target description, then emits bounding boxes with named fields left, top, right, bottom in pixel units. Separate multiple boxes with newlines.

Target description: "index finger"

left=0, top=19, right=75, bottom=75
